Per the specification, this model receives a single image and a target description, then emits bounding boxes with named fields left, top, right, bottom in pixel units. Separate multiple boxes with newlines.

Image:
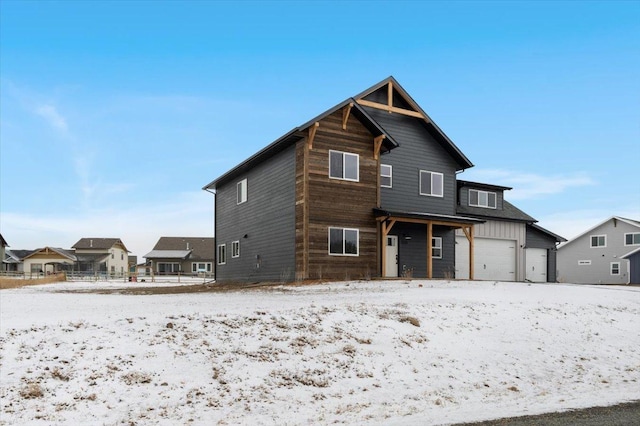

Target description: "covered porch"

left=374, top=209, right=484, bottom=279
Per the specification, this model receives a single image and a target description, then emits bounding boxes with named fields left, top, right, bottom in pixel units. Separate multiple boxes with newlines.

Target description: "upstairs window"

left=469, top=189, right=497, bottom=209
left=590, top=235, right=606, bottom=248
left=237, top=179, right=247, bottom=204
left=419, top=170, right=443, bottom=197
left=625, top=233, right=640, bottom=246
left=380, top=164, right=392, bottom=188
left=329, top=150, right=359, bottom=182
left=432, top=237, right=442, bottom=259
left=328, top=227, right=359, bottom=256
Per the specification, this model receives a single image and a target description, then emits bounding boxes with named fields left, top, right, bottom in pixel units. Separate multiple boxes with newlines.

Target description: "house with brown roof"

left=72, top=238, right=130, bottom=276
left=144, top=237, right=215, bottom=276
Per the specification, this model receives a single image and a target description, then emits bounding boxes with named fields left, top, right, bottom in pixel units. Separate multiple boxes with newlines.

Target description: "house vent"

left=90, top=239, right=93, bottom=248
left=186, top=242, right=190, bottom=250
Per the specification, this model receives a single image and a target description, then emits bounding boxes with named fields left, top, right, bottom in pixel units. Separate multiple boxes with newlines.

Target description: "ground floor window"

left=217, top=244, right=226, bottom=265
left=329, top=227, right=359, bottom=256
left=611, top=262, right=620, bottom=275
left=191, top=262, right=212, bottom=273
left=157, top=263, right=181, bottom=273
left=30, top=263, right=43, bottom=273
left=432, top=237, right=442, bottom=259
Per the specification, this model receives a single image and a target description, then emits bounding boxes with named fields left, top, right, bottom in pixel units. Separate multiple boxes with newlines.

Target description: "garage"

left=456, top=237, right=516, bottom=281
left=525, top=248, right=548, bottom=282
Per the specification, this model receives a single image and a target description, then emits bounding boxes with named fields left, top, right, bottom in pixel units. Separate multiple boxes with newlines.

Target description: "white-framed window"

left=611, top=262, right=620, bottom=275
left=217, top=244, right=226, bottom=265
left=191, top=262, right=212, bottom=273
left=625, top=232, right=640, bottom=246
left=419, top=170, right=443, bottom=197
left=432, top=237, right=442, bottom=259
left=329, top=150, right=359, bottom=182
left=590, top=235, right=606, bottom=248
left=578, top=260, right=592, bottom=266
left=380, top=164, right=392, bottom=188
left=237, top=179, right=247, bottom=204
left=328, top=227, right=359, bottom=256
left=469, top=189, right=497, bottom=209
left=232, top=241, right=240, bottom=258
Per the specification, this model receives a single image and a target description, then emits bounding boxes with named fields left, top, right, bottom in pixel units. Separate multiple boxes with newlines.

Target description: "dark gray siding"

left=366, top=108, right=459, bottom=215
left=392, top=223, right=455, bottom=278
left=215, top=145, right=296, bottom=282
left=628, top=252, right=640, bottom=284
left=526, top=226, right=560, bottom=282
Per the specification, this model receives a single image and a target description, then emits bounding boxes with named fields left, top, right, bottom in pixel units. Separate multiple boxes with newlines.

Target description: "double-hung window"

left=328, top=227, right=359, bottom=256
left=217, top=244, right=226, bottom=265
left=329, top=150, right=359, bottom=181
left=590, top=235, right=606, bottom=248
left=625, top=233, right=640, bottom=246
left=237, top=179, right=247, bottom=204
left=611, top=262, right=620, bottom=275
left=232, top=241, right=240, bottom=258
left=432, top=237, right=442, bottom=259
left=469, top=189, right=497, bottom=209
left=419, top=170, right=443, bottom=197
left=380, top=164, right=392, bottom=188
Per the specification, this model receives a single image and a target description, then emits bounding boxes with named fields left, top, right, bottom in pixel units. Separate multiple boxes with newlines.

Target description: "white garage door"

left=525, top=248, right=547, bottom=282
left=456, top=237, right=516, bottom=281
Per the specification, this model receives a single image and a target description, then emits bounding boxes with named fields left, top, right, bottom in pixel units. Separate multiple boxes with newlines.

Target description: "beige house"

left=144, top=237, right=215, bottom=276
left=72, top=238, right=130, bottom=276
left=21, top=247, right=77, bottom=276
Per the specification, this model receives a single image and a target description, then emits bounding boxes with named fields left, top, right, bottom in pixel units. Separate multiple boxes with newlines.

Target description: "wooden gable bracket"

left=373, top=135, right=386, bottom=160
left=387, top=81, right=393, bottom=111
left=307, top=122, right=319, bottom=150
left=342, top=103, right=353, bottom=130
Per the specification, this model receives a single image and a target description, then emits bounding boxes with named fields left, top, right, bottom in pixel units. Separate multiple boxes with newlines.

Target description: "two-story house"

left=72, top=238, right=130, bottom=276
left=204, top=77, right=563, bottom=283
left=558, top=216, right=640, bottom=284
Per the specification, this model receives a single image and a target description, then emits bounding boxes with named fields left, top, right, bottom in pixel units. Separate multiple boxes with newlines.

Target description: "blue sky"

left=1, top=0, right=639, bottom=259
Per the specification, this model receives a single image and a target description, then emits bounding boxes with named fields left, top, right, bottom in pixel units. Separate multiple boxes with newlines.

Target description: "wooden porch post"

left=427, top=221, right=433, bottom=279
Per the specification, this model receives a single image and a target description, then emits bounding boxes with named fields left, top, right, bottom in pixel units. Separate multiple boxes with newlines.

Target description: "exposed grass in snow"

left=1, top=280, right=639, bottom=425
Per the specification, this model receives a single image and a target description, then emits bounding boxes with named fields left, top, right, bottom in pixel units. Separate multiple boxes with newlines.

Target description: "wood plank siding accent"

left=295, top=109, right=379, bottom=280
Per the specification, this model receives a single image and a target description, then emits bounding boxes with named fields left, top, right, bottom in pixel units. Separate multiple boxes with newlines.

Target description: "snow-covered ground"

left=1, top=279, right=639, bottom=425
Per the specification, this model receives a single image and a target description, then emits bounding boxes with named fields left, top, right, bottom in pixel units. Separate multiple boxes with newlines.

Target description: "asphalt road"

left=453, top=401, right=640, bottom=426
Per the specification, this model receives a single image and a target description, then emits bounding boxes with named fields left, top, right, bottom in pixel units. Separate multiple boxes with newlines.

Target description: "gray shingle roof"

left=72, top=238, right=128, bottom=251
left=151, top=237, right=215, bottom=261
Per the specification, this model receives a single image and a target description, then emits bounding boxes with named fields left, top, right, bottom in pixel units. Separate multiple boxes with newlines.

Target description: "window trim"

left=419, top=170, right=444, bottom=197
left=329, top=150, right=359, bottom=182
left=237, top=179, right=247, bottom=205
left=231, top=240, right=240, bottom=258
left=432, top=237, right=442, bottom=259
left=380, top=164, right=392, bottom=188
left=590, top=235, right=606, bottom=248
left=624, top=232, right=640, bottom=246
left=328, top=227, right=360, bottom=257
left=217, top=244, right=226, bottom=265
left=611, top=262, right=620, bottom=275
left=191, top=262, right=212, bottom=273
left=469, top=189, right=497, bottom=209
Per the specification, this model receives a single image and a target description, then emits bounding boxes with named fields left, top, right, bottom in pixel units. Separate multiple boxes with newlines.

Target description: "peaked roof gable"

left=203, top=96, right=399, bottom=191
left=22, top=247, right=77, bottom=261
left=354, top=76, right=474, bottom=170
left=72, top=238, right=129, bottom=252
left=559, top=216, right=640, bottom=250
left=151, top=237, right=215, bottom=260
left=0, top=234, right=7, bottom=247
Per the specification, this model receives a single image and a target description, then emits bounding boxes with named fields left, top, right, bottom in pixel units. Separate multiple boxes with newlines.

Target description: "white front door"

left=385, top=235, right=398, bottom=278
left=525, top=248, right=547, bottom=282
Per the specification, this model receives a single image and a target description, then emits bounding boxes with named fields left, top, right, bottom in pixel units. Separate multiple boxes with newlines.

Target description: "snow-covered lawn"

left=1, top=280, right=639, bottom=425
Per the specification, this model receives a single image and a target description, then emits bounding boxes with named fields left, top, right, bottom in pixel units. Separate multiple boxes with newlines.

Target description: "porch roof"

left=373, top=208, right=485, bottom=226
left=143, top=250, right=192, bottom=260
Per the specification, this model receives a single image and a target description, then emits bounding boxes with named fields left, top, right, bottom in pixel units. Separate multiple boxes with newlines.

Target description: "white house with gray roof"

left=557, top=216, right=640, bottom=284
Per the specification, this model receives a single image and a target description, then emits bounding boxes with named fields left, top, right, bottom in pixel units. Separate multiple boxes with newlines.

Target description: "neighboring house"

left=72, top=238, right=130, bottom=276
left=621, top=247, right=640, bottom=284
left=0, top=234, right=7, bottom=271
left=558, top=216, right=640, bottom=284
left=144, top=237, right=215, bottom=276
left=203, top=76, right=563, bottom=283
left=3, top=249, right=34, bottom=272
left=21, top=247, right=77, bottom=275
left=454, top=180, right=566, bottom=282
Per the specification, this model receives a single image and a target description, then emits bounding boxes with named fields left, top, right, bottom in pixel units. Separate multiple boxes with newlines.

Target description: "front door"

left=385, top=235, right=398, bottom=278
